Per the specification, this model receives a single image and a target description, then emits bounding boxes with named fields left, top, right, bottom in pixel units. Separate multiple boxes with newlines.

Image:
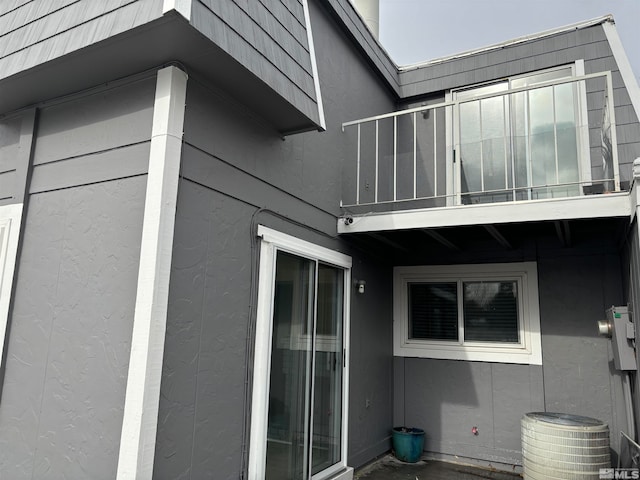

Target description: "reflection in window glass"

left=463, top=281, right=519, bottom=343
left=409, top=283, right=458, bottom=341
left=456, top=66, right=581, bottom=202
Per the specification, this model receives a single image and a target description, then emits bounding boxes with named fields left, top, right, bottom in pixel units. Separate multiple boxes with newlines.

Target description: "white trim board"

left=116, top=66, right=187, bottom=480
left=602, top=21, right=640, bottom=126
left=162, top=0, right=191, bottom=21
left=338, top=193, right=631, bottom=234
left=0, top=203, right=24, bottom=371
left=302, top=0, right=326, bottom=131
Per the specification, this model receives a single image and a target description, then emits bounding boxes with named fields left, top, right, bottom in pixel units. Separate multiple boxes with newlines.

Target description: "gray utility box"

left=605, top=306, right=637, bottom=371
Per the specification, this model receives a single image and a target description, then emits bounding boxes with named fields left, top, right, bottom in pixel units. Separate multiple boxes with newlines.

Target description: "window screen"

left=463, top=281, right=519, bottom=343
left=409, top=282, right=458, bottom=341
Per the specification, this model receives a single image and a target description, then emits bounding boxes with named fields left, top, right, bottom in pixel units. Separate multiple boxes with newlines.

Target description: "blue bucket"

left=392, top=427, right=425, bottom=463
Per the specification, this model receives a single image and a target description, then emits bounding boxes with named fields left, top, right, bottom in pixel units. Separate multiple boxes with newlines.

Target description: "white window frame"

left=248, top=226, right=353, bottom=480
left=394, top=262, right=542, bottom=365
left=0, top=203, right=23, bottom=370
left=446, top=61, right=590, bottom=203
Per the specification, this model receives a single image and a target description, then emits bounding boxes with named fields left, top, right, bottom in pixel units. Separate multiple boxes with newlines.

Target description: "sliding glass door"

left=250, top=227, right=351, bottom=480
left=455, top=65, right=583, bottom=203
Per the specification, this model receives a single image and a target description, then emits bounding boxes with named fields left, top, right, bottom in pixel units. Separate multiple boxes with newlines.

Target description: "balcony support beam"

left=338, top=193, right=630, bottom=234
left=554, top=220, right=572, bottom=247
left=484, top=225, right=512, bottom=249
left=422, top=229, right=460, bottom=251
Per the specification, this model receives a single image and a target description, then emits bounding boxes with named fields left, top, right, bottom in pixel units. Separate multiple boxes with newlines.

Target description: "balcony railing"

left=341, top=72, right=620, bottom=210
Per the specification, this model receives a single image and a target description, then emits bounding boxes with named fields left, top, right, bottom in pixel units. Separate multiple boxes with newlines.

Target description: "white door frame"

left=248, top=226, right=352, bottom=480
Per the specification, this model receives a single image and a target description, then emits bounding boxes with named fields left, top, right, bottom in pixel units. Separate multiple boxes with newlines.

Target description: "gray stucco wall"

left=154, top=2, right=396, bottom=478
left=0, top=76, right=155, bottom=478
left=0, top=178, right=146, bottom=479
left=393, top=224, right=627, bottom=466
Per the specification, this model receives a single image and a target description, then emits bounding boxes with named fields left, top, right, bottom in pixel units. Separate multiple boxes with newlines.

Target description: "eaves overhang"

left=397, top=15, right=615, bottom=72
left=0, top=11, right=323, bottom=135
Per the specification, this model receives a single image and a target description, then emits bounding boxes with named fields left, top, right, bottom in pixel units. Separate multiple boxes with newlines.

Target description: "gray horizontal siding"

left=192, top=0, right=318, bottom=124
left=0, top=1, right=32, bottom=15
left=28, top=76, right=155, bottom=192
left=0, top=115, right=22, bottom=205
left=324, top=0, right=400, bottom=95
left=399, top=26, right=609, bottom=94
left=0, top=0, right=79, bottom=43
left=33, top=77, right=155, bottom=166
left=0, top=171, right=15, bottom=205
left=29, top=142, right=150, bottom=194
left=0, top=0, right=162, bottom=81
left=398, top=22, right=640, bottom=184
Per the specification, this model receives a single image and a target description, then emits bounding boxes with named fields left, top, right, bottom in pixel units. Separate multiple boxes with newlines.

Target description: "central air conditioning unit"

left=521, top=412, right=610, bottom=479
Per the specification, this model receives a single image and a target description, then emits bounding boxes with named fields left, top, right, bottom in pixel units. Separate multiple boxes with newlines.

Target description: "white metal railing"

left=341, top=71, right=620, bottom=209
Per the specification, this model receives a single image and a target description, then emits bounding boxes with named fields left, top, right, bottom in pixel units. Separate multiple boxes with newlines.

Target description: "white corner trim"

left=116, top=66, right=187, bottom=480
left=0, top=203, right=24, bottom=371
left=602, top=21, right=640, bottom=123
left=301, top=0, right=326, bottom=131
left=162, top=0, right=191, bottom=21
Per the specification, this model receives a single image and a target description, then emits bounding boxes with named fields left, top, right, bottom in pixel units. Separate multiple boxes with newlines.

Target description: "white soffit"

left=338, top=193, right=631, bottom=233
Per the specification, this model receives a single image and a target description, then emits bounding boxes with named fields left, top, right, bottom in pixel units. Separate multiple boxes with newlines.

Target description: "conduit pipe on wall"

left=623, top=372, right=636, bottom=441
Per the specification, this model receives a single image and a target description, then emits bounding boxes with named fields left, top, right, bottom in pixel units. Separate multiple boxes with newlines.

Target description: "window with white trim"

left=0, top=204, right=23, bottom=371
left=394, top=262, right=542, bottom=364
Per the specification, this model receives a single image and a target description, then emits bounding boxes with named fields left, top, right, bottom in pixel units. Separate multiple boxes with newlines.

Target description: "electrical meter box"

left=605, top=306, right=637, bottom=371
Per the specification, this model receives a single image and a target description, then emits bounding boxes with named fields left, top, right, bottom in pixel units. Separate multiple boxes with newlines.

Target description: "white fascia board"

left=0, top=203, right=24, bottom=371
left=162, top=0, right=191, bottom=21
left=302, top=0, right=326, bottom=131
left=602, top=21, right=640, bottom=125
left=400, top=15, right=613, bottom=72
left=117, top=66, right=187, bottom=480
left=338, top=193, right=631, bottom=233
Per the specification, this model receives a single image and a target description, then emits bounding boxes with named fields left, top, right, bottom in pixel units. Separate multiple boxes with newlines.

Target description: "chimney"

left=351, top=0, right=379, bottom=39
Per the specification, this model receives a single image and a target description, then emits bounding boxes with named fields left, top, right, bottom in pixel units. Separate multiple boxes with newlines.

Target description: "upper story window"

left=394, top=262, right=542, bottom=365
left=451, top=63, right=591, bottom=204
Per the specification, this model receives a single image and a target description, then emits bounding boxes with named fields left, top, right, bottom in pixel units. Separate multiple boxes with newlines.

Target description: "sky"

left=378, top=0, right=640, bottom=82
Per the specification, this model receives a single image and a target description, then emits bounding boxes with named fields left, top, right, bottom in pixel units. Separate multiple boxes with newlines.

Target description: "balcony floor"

left=338, top=192, right=630, bottom=234
left=354, top=455, right=521, bottom=480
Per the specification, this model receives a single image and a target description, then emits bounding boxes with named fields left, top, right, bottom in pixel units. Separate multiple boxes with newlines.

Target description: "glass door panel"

left=457, top=82, right=509, bottom=204
left=311, top=264, right=344, bottom=475
left=455, top=67, right=582, bottom=204
left=265, top=253, right=346, bottom=480
left=266, top=252, right=315, bottom=480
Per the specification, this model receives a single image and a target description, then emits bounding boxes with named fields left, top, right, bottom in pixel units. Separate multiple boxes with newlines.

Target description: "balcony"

left=339, top=71, right=631, bottom=233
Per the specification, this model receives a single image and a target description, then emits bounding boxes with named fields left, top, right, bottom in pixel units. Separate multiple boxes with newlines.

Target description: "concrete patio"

left=354, top=455, right=522, bottom=480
